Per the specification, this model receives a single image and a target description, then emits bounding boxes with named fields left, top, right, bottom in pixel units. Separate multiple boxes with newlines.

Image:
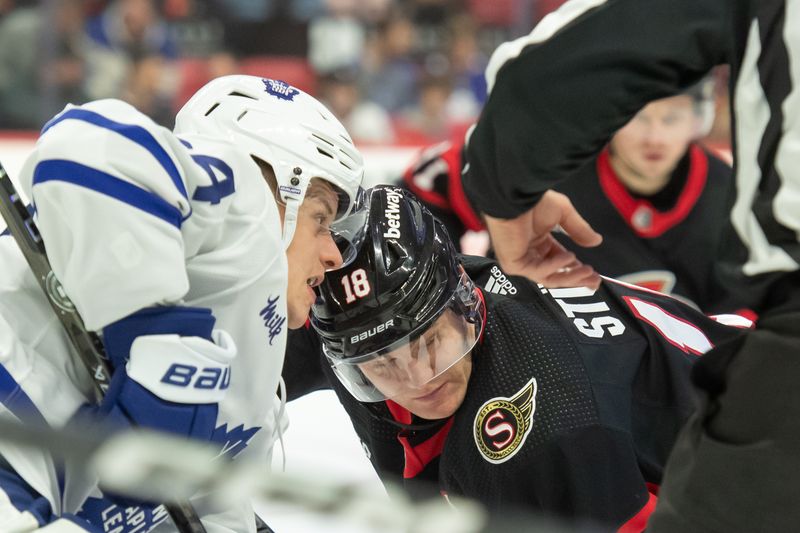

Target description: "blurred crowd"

left=0, top=0, right=731, bottom=149
left=0, top=0, right=521, bottom=142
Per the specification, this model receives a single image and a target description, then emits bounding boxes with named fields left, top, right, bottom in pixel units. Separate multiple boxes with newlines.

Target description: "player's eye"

left=368, top=357, right=397, bottom=377
left=314, top=213, right=333, bottom=235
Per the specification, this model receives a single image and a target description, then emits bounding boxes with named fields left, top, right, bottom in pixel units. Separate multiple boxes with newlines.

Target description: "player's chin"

left=287, top=284, right=317, bottom=329
left=408, top=383, right=464, bottom=420
left=286, top=302, right=311, bottom=330
left=411, top=399, right=460, bottom=420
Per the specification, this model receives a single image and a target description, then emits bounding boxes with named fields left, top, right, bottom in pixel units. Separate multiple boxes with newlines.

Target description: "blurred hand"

left=484, top=190, right=603, bottom=288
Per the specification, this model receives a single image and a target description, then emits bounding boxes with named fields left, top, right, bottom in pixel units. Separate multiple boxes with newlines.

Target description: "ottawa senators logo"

left=473, top=378, right=537, bottom=464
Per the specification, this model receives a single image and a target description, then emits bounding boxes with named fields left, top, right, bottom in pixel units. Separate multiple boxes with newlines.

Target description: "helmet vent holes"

left=339, top=134, right=354, bottom=146
left=204, top=103, right=220, bottom=116
left=228, top=91, right=257, bottom=100
left=237, top=110, right=248, bottom=122
left=317, top=147, right=334, bottom=159
left=383, top=239, right=408, bottom=272
left=312, top=133, right=335, bottom=147
left=338, top=150, right=359, bottom=171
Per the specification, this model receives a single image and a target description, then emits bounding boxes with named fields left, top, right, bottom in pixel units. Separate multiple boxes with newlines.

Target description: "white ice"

left=253, top=390, right=389, bottom=533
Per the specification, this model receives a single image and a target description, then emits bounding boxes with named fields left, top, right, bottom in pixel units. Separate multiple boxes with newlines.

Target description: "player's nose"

left=643, top=122, right=668, bottom=145
left=404, top=356, right=436, bottom=387
left=320, top=233, right=344, bottom=271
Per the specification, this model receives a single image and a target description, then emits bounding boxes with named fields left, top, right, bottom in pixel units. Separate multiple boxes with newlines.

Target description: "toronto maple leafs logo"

left=262, top=78, right=299, bottom=101
left=211, top=423, right=261, bottom=459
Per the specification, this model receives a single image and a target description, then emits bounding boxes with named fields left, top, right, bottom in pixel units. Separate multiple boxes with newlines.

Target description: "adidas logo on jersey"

left=484, top=276, right=508, bottom=294
left=485, top=266, right=517, bottom=295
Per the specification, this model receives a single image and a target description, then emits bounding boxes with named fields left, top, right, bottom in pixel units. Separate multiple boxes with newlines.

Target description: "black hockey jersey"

left=553, top=145, right=737, bottom=312
left=284, top=256, right=749, bottom=531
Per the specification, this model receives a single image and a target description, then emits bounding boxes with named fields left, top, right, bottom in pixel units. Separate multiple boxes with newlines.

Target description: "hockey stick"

left=0, top=163, right=207, bottom=533
left=0, top=417, right=491, bottom=533
left=0, top=165, right=110, bottom=402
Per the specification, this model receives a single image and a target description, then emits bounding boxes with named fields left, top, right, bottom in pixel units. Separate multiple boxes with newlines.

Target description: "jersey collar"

left=597, top=144, right=708, bottom=238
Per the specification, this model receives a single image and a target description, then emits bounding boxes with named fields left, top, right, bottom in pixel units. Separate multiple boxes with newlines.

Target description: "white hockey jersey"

left=0, top=99, right=290, bottom=532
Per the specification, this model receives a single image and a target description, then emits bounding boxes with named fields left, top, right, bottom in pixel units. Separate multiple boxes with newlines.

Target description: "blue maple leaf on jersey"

left=211, top=423, right=261, bottom=459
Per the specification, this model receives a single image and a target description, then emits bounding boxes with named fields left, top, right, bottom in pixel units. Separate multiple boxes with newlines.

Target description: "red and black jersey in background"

left=553, top=145, right=738, bottom=313
left=401, top=141, right=744, bottom=313
left=400, top=141, right=484, bottom=250
left=284, top=255, right=749, bottom=531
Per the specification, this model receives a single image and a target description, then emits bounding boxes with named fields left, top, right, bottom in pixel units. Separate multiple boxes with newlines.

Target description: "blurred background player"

left=0, top=75, right=364, bottom=531
left=403, top=82, right=741, bottom=313
left=285, top=186, right=749, bottom=531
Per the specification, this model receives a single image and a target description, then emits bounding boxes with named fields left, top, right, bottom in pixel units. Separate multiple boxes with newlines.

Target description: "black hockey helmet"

left=311, top=185, right=484, bottom=402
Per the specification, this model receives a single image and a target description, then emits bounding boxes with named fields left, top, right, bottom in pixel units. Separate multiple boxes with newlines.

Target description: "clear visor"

left=324, top=272, right=485, bottom=402
left=326, top=187, right=368, bottom=270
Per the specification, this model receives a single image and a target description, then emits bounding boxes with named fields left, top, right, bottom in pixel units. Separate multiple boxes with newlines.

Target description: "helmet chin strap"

left=282, top=195, right=301, bottom=249
left=278, top=169, right=310, bottom=249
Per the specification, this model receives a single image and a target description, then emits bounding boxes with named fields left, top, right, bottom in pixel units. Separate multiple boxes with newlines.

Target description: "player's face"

left=359, top=310, right=475, bottom=420
left=609, top=94, right=697, bottom=195
left=284, top=180, right=344, bottom=329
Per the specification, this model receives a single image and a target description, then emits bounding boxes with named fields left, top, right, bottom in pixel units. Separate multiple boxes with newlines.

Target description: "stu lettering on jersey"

left=260, top=295, right=286, bottom=345
left=539, top=285, right=626, bottom=339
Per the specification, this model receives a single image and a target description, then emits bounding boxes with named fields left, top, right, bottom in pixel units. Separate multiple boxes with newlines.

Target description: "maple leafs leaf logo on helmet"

left=262, top=78, right=299, bottom=101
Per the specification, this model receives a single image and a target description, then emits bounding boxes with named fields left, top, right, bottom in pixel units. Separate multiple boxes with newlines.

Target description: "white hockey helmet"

left=174, top=75, right=366, bottom=255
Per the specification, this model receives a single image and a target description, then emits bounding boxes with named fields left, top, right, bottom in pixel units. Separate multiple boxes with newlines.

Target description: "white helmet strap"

left=282, top=196, right=300, bottom=248
left=278, top=169, right=310, bottom=248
